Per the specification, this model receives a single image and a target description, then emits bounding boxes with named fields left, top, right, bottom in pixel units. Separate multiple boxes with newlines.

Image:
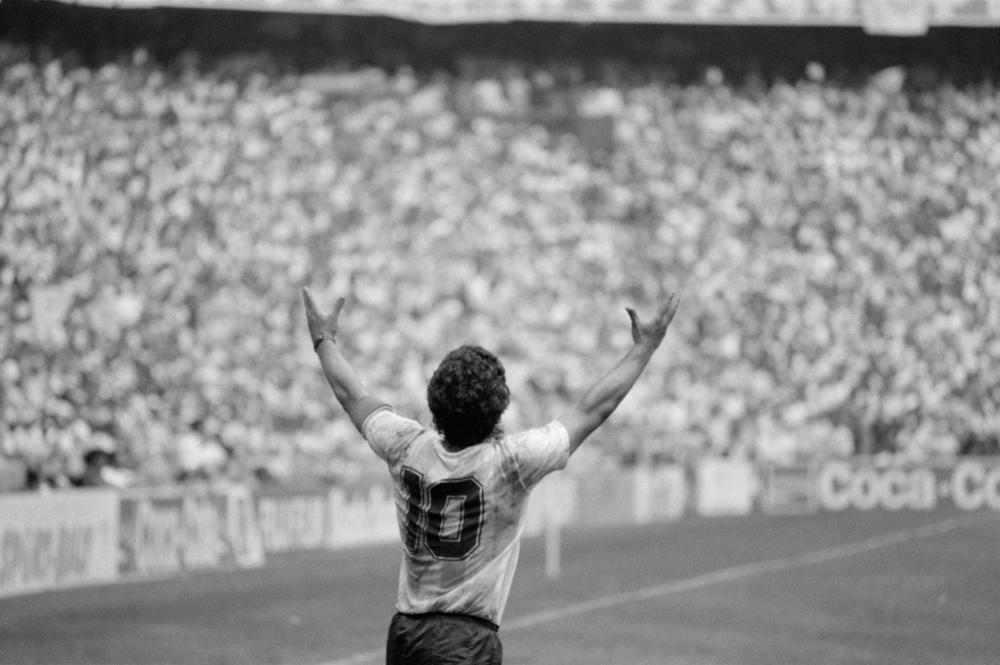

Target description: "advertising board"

left=695, top=458, right=757, bottom=516
left=816, top=458, right=1000, bottom=512
left=0, top=490, right=119, bottom=597
left=255, top=490, right=328, bottom=552
left=119, top=486, right=264, bottom=576
left=327, top=481, right=397, bottom=549
left=633, top=465, right=687, bottom=522
left=760, top=465, right=817, bottom=514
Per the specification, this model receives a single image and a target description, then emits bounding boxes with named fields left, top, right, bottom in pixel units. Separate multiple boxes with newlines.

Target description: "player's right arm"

left=559, top=294, right=681, bottom=455
left=302, top=287, right=388, bottom=432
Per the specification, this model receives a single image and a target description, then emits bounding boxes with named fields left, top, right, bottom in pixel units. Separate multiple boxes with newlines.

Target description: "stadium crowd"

left=1, top=35, right=998, bottom=490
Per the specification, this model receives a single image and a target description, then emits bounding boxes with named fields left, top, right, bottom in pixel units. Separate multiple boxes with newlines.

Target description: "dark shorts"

left=385, top=612, right=502, bottom=665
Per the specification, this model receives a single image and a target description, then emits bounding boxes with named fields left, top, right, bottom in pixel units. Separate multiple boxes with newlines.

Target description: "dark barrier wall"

left=1, top=0, right=998, bottom=82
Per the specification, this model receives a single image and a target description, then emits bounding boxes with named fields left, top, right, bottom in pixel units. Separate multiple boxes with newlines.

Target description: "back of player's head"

left=427, top=345, right=510, bottom=449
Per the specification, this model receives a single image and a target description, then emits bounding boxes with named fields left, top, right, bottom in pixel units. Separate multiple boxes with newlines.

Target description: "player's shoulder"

left=500, top=420, right=569, bottom=449
left=363, top=408, right=425, bottom=436
left=493, top=421, right=570, bottom=491
left=362, top=408, right=434, bottom=466
left=494, top=420, right=570, bottom=466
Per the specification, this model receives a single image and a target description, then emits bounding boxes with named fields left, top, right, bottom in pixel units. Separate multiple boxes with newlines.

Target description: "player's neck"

left=441, top=436, right=492, bottom=453
left=441, top=439, right=468, bottom=453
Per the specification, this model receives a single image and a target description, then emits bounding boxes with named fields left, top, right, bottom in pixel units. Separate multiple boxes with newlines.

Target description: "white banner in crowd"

left=860, top=0, right=932, bottom=35
left=46, top=0, right=1000, bottom=27
left=0, top=490, right=119, bottom=598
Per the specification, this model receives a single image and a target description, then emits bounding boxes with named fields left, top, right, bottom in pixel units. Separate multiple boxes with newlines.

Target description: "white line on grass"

left=318, top=511, right=1000, bottom=665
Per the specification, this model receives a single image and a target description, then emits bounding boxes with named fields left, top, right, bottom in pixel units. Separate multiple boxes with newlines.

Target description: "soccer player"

left=303, top=287, right=680, bottom=665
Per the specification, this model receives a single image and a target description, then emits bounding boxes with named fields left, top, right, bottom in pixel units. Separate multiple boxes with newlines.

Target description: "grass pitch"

left=2, top=507, right=997, bottom=665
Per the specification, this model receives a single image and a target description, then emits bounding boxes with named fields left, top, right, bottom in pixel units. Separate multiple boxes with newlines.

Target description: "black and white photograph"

left=1, top=1, right=998, bottom=663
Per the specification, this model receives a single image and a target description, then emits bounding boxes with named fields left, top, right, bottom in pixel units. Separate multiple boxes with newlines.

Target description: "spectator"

left=1, top=39, right=997, bottom=486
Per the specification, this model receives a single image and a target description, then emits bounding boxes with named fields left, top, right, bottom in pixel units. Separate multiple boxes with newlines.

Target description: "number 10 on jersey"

left=401, top=467, right=485, bottom=560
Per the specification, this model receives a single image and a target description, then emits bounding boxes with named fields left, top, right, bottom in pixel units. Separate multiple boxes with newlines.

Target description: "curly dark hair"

left=427, top=345, right=510, bottom=449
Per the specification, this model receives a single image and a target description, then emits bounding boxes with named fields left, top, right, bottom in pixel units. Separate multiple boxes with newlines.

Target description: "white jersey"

left=361, top=408, right=569, bottom=626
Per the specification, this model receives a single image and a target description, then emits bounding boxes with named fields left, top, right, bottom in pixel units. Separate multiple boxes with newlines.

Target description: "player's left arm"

left=559, top=294, right=681, bottom=456
left=302, top=287, right=386, bottom=431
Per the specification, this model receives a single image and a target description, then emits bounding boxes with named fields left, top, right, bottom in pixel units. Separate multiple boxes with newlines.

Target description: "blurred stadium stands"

left=1, top=0, right=998, bottom=491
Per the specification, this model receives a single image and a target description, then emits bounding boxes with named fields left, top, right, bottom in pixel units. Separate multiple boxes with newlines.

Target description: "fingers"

left=658, top=292, right=682, bottom=324
left=302, top=287, right=318, bottom=316
left=626, top=307, right=642, bottom=343
left=303, top=286, right=335, bottom=319
left=303, top=288, right=348, bottom=326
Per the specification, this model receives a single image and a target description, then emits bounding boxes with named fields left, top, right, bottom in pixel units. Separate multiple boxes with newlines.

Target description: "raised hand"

left=625, top=293, right=682, bottom=348
left=302, top=287, right=345, bottom=348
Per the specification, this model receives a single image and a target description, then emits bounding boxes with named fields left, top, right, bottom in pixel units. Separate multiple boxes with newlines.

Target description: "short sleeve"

left=349, top=395, right=392, bottom=433
left=362, top=409, right=424, bottom=466
left=503, top=421, right=570, bottom=491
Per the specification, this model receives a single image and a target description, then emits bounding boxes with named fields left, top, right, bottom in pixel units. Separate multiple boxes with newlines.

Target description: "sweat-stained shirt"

left=360, top=408, right=569, bottom=627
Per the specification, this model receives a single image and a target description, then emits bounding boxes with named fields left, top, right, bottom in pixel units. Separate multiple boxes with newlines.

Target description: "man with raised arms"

left=303, top=287, right=681, bottom=665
